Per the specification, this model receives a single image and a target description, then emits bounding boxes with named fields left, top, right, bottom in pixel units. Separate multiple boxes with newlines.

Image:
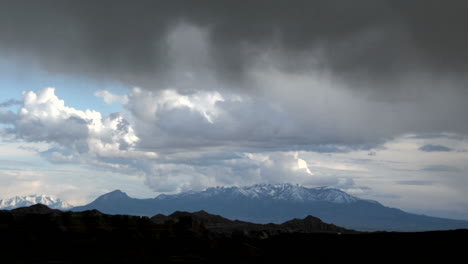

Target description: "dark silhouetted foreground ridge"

left=0, top=204, right=466, bottom=263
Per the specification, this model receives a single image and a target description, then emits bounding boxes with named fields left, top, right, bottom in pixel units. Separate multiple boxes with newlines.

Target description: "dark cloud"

left=423, top=165, right=461, bottom=173
left=0, top=109, right=17, bottom=124
left=419, top=144, right=453, bottom=152
left=407, top=133, right=466, bottom=140
left=14, top=116, right=89, bottom=146
left=277, top=144, right=381, bottom=154
left=396, top=180, right=433, bottom=186
left=1, top=0, right=468, bottom=146
left=1, top=1, right=468, bottom=88
left=0, top=99, right=21, bottom=108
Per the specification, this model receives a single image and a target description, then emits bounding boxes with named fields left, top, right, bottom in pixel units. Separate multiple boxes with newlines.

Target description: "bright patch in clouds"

left=296, top=156, right=312, bottom=175
left=128, top=87, right=224, bottom=124
left=94, top=90, right=128, bottom=105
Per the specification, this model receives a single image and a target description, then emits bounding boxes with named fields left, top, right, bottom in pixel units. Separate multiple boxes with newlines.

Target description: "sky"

left=0, top=0, right=468, bottom=220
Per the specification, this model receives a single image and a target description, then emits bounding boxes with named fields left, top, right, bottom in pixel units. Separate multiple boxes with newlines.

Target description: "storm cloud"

left=0, top=1, right=467, bottom=85
left=0, top=0, right=467, bottom=145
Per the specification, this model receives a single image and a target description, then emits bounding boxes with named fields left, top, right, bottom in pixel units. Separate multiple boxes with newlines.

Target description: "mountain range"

left=72, top=183, right=468, bottom=231
left=0, top=194, right=72, bottom=210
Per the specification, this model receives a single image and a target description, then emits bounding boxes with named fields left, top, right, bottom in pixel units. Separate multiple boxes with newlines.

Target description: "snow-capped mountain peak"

left=189, top=183, right=360, bottom=204
left=0, top=194, right=72, bottom=210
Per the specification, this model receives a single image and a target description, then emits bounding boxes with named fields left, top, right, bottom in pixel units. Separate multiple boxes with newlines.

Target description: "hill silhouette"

left=151, top=210, right=354, bottom=236
left=0, top=204, right=466, bottom=263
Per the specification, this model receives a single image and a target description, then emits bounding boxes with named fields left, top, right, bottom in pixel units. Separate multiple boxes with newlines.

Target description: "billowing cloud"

left=144, top=151, right=355, bottom=193
left=0, top=88, right=357, bottom=193
left=0, top=88, right=156, bottom=167
left=124, top=87, right=306, bottom=151
left=2, top=88, right=467, bottom=196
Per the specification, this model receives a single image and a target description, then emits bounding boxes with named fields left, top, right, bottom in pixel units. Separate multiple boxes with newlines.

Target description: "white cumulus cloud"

left=0, top=88, right=156, bottom=167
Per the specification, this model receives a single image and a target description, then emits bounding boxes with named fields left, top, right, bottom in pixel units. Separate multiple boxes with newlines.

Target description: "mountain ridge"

left=151, top=209, right=354, bottom=235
